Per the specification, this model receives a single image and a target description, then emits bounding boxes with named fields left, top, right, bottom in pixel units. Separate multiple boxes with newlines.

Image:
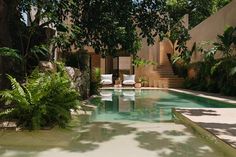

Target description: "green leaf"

left=230, top=67, right=236, bottom=76
left=0, top=47, right=22, bottom=61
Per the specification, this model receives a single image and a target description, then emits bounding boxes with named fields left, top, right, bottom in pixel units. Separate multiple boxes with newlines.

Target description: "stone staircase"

left=147, top=55, right=184, bottom=88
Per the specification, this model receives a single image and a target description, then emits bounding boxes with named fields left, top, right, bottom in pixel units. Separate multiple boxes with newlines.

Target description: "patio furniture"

left=122, top=74, right=135, bottom=86
left=100, top=91, right=113, bottom=101
left=123, top=91, right=135, bottom=101
left=101, top=74, right=113, bottom=85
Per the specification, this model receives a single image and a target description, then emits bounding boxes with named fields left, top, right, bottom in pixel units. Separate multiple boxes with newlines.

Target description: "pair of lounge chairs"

left=101, top=74, right=135, bottom=86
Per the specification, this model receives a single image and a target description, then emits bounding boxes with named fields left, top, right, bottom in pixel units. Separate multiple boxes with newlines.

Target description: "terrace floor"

left=171, top=89, right=236, bottom=155
left=175, top=108, right=236, bottom=149
left=102, top=87, right=236, bottom=152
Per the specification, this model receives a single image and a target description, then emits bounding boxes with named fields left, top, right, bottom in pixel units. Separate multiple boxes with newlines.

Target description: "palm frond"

left=211, top=61, right=223, bottom=75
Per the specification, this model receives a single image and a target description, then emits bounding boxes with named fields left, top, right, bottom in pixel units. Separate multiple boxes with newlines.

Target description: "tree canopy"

left=61, top=0, right=170, bottom=56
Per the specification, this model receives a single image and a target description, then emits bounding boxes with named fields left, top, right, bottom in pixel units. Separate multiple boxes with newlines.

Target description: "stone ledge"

left=173, top=108, right=236, bottom=157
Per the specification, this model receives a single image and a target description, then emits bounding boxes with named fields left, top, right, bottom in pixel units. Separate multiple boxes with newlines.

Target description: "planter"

left=135, top=83, right=142, bottom=88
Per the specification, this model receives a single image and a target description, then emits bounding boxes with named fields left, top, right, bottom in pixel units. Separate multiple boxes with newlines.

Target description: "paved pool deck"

left=170, top=89, right=236, bottom=153
left=175, top=108, right=236, bottom=149
left=101, top=88, right=236, bottom=152
left=169, top=89, right=236, bottom=104
left=0, top=122, right=227, bottom=157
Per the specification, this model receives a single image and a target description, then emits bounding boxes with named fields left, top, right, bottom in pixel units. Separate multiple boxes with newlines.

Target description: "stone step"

left=150, top=77, right=184, bottom=88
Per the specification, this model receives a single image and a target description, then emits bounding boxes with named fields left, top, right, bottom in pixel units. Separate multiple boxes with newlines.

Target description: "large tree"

left=62, top=0, right=170, bottom=56
left=0, top=0, right=18, bottom=90
left=0, top=0, right=171, bottom=89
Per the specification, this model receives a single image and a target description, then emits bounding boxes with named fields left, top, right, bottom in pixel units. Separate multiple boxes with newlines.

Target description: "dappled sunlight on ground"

left=0, top=121, right=227, bottom=157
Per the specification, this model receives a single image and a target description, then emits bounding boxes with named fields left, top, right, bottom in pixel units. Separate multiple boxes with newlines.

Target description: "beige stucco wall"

left=187, top=0, right=236, bottom=62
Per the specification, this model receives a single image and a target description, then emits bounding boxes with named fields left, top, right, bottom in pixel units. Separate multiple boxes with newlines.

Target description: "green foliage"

left=0, top=69, right=80, bottom=130
left=138, top=77, right=149, bottom=86
left=67, top=0, right=170, bottom=56
left=169, top=21, right=191, bottom=51
left=183, top=27, right=236, bottom=95
left=30, top=45, right=50, bottom=61
left=198, top=41, right=217, bottom=63
left=90, top=68, right=102, bottom=95
left=0, top=47, right=22, bottom=61
left=210, top=58, right=236, bottom=95
left=132, top=56, right=156, bottom=67
left=172, top=42, right=196, bottom=66
left=213, top=26, right=236, bottom=58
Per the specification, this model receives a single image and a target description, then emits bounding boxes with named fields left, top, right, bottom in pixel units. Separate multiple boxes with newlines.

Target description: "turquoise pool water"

left=90, top=89, right=235, bottom=122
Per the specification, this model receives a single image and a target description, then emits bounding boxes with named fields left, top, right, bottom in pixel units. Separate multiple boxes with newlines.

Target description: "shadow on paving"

left=178, top=109, right=221, bottom=117
left=197, top=122, right=236, bottom=148
left=0, top=122, right=229, bottom=157
left=135, top=129, right=227, bottom=157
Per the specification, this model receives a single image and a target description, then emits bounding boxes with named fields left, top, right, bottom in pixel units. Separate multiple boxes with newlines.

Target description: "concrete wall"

left=187, top=0, right=236, bottom=62
left=135, top=37, right=160, bottom=78
left=91, top=54, right=101, bottom=68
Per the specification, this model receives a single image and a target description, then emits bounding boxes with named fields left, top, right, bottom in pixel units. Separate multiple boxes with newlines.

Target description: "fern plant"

left=0, top=68, right=80, bottom=130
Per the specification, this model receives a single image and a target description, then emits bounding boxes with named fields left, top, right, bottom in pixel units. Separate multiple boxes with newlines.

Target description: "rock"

left=39, top=61, right=56, bottom=72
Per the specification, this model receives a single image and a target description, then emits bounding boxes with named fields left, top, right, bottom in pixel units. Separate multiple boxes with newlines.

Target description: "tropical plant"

left=213, top=26, right=236, bottom=58
left=183, top=27, right=236, bottom=95
left=132, top=56, right=156, bottom=67
left=209, top=26, right=236, bottom=95
left=138, top=77, right=149, bottom=86
left=172, top=42, right=196, bottom=66
left=90, top=68, right=102, bottom=95
left=0, top=69, right=80, bottom=130
left=168, top=21, right=191, bottom=53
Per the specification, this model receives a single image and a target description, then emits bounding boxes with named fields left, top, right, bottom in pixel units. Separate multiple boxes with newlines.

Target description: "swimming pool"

left=0, top=89, right=235, bottom=157
left=90, top=89, right=235, bottom=122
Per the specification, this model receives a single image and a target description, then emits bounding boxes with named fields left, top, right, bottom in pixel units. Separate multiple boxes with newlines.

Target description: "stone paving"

left=175, top=108, right=236, bottom=149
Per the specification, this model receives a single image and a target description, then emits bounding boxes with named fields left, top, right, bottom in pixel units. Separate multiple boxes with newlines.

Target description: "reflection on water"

left=90, top=89, right=235, bottom=122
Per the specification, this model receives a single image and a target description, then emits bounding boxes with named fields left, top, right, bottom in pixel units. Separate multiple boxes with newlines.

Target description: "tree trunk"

left=0, top=0, right=12, bottom=90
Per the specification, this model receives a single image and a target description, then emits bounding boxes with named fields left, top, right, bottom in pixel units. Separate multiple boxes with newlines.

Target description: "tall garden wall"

left=187, top=0, right=236, bottom=63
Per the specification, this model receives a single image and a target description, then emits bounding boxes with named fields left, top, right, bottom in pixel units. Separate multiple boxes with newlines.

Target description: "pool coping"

left=169, top=89, right=236, bottom=105
left=101, top=87, right=236, bottom=105
left=173, top=108, right=236, bottom=157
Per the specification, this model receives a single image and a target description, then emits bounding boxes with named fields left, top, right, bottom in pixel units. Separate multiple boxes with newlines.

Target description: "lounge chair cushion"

left=123, top=74, right=135, bottom=85
left=101, top=74, right=113, bottom=85
left=100, top=91, right=113, bottom=101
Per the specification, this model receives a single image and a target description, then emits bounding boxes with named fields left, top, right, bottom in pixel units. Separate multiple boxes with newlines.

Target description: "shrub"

left=0, top=68, right=80, bottom=130
left=90, top=68, right=101, bottom=95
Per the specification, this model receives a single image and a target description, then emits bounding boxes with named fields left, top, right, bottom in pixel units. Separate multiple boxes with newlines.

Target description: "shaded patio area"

left=0, top=121, right=226, bottom=157
left=175, top=108, right=236, bottom=150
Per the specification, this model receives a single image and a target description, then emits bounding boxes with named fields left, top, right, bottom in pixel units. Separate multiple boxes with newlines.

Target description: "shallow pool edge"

left=173, top=108, right=236, bottom=157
